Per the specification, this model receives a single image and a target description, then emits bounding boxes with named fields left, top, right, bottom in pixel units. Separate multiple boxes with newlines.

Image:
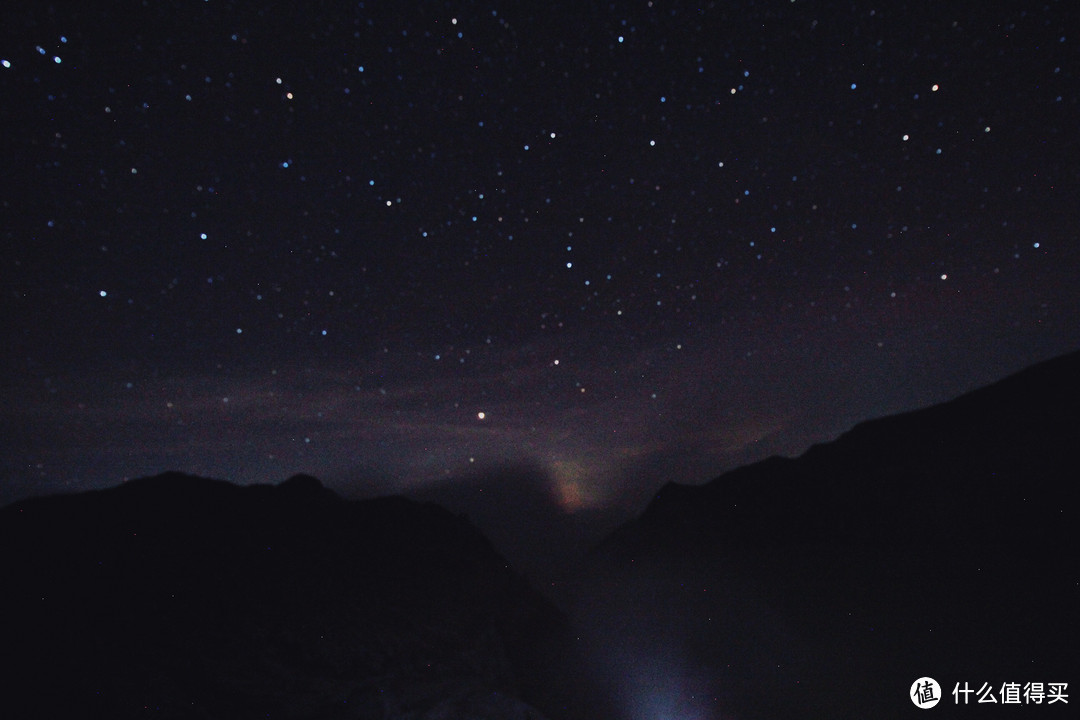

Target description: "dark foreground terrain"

left=1, top=352, right=1078, bottom=719
left=0, top=473, right=606, bottom=719
left=581, top=350, right=1080, bottom=719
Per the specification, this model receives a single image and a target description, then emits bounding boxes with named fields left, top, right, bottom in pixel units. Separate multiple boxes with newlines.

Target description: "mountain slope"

left=618, top=349, right=1080, bottom=553
left=0, top=473, right=603, bottom=719
left=584, top=350, right=1080, bottom=720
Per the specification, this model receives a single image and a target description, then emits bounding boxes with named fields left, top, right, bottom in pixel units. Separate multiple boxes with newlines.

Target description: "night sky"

left=3, top=0, right=1079, bottom=511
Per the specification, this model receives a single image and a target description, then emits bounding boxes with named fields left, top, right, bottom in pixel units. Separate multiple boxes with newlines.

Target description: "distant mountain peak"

left=609, top=349, right=1080, bottom=558
left=0, top=472, right=606, bottom=719
left=278, top=472, right=326, bottom=495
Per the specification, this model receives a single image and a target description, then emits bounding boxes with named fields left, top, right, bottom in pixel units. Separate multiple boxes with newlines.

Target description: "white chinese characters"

left=952, top=681, right=1069, bottom=705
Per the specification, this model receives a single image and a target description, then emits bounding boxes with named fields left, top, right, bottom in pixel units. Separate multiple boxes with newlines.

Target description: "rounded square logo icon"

left=911, top=677, right=942, bottom=708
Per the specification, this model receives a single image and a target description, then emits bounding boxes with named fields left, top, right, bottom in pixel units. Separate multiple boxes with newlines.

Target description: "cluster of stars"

left=2, top=0, right=1077, bottom=498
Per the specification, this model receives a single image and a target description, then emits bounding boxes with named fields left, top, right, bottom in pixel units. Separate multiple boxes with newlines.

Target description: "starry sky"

left=3, top=0, right=1079, bottom=512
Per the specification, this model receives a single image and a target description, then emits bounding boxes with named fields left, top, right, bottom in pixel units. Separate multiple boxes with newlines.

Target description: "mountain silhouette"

left=0, top=472, right=607, bottom=719
left=614, top=349, right=1080, bottom=551
left=3, top=352, right=1078, bottom=719
left=580, top=350, right=1080, bottom=719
